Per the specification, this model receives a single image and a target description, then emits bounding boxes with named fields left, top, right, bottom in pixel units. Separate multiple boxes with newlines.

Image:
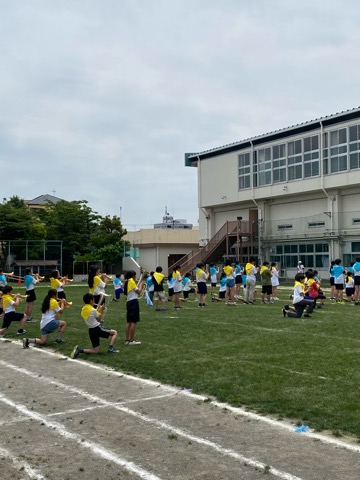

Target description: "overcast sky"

left=1, top=0, right=359, bottom=230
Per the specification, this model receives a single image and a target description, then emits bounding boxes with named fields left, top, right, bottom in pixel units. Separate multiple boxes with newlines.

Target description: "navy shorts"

left=26, top=289, right=36, bottom=302
left=2, top=311, right=24, bottom=329
left=127, top=299, right=140, bottom=323
left=197, top=282, right=207, bottom=295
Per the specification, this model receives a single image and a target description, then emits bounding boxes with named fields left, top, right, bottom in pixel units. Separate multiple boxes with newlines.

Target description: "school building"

left=185, top=107, right=360, bottom=279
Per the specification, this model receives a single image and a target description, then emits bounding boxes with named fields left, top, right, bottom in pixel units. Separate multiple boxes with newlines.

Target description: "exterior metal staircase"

left=168, top=220, right=256, bottom=274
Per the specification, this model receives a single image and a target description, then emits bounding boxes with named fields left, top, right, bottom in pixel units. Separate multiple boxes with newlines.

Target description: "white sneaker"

left=129, top=340, right=141, bottom=345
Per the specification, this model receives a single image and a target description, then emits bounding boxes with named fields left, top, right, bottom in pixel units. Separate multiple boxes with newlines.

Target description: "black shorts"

left=197, top=282, right=207, bottom=295
left=261, top=285, right=272, bottom=295
left=183, top=288, right=195, bottom=299
left=2, top=311, right=24, bottom=329
left=88, top=324, right=111, bottom=348
left=127, top=299, right=140, bottom=323
left=219, top=291, right=225, bottom=299
left=57, top=291, right=66, bottom=299
left=330, top=277, right=335, bottom=286
left=168, top=288, right=174, bottom=297
left=235, top=275, right=242, bottom=285
left=335, top=283, right=344, bottom=290
left=354, top=276, right=360, bottom=286
left=26, top=289, right=36, bottom=302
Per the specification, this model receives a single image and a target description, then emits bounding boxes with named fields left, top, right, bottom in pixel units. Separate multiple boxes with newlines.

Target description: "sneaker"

left=26, top=317, right=37, bottom=323
left=55, top=338, right=64, bottom=344
left=70, top=345, right=81, bottom=359
left=23, top=338, right=29, bottom=348
left=161, top=308, right=168, bottom=311
left=108, top=346, right=118, bottom=353
left=194, top=298, right=199, bottom=302
left=16, top=329, right=26, bottom=335
left=282, top=308, right=287, bottom=318
left=128, top=340, right=141, bottom=345
left=124, top=340, right=130, bottom=345
left=155, top=308, right=161, bottom=311
left=304, top=314, right=312, bottom=318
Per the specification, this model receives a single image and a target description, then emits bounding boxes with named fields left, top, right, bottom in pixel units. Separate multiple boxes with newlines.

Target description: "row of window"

left=239, top=124, right=360, bottom=189
left=277, top=218, right=360, bottom=231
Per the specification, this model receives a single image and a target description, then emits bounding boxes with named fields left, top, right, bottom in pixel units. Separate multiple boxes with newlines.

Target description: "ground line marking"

left=1, top=360, right=303, bottom=480
left=0, top=446, right=46, bottom=480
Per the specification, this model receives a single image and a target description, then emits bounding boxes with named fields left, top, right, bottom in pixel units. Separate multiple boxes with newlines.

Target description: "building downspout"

left=250, top=140, right=262, bottom=262
left=320, top=121, right=334, bottom=259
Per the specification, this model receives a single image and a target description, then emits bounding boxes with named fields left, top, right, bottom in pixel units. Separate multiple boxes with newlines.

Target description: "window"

left=238, top=152, right=251, bottom=189
left=352, top=218, right=360, bottom=225
left=303, top=135, right=319, bottom=178
left=288, top=139, right=302, bottom=180
left=308, top=221, right=325, bottom=228
left=272, top=143, right=286, bottom=183
left=329, top=127, right=347, bottom=173
left=273, top=243, right=329, bottom=270
left=278, top=224, right=293, bottom=231
left=257, top=147, right=272, bottom=186
left=349, top=124, right=360, bottom=170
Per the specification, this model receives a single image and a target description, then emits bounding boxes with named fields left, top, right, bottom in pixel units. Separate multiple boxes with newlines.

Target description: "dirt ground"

left=1, top=338, right=360, bottom=480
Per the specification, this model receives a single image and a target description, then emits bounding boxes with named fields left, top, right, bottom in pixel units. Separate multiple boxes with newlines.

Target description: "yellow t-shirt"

left=50, top=278, right=62, bottom=290
left=89, top=276, right=102, bottom=294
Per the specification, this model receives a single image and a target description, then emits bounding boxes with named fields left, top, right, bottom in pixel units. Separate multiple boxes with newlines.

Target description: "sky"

left=1, top=0, right=360, bottom=230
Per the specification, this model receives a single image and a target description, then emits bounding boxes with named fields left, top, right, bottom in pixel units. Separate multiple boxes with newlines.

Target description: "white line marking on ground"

left=3, top=344, right=360, bottom=453
left=0, top=394, right=162, bottom=480
left=0, top=446, right=46, bottom=480
left=1, top=361, right=302, bottom=480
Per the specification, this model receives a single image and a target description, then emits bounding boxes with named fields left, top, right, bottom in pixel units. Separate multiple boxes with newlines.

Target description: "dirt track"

left=1, top=338, right=360, bottom=480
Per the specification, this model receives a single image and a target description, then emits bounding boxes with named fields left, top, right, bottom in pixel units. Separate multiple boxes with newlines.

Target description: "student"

left=244, top=257, right=258, bottom=304
left=329, top=260, right=336, bottom=300
left=209, top=263, right=219, bottom=294
left=260, top=261, right=272, bottom=304
left=353, top=257, right=360, bottom=305
left=182, top=272, right=195, bottom=301
left=23, top=289, right=67, bottom=348
left=196, top=262, right=208, bottom=307
left=152, top=266, right=167, bottom=311
left=223, top=259, right=236, bottom=305
left=234, top=261, right=243, bottom=300
left=270, top=262, right=280, bottom=300
left=112, top=274, right=124, bottom=302
left=146, top=272, right=155, bottom=302
left=24, top=267, right=40, bottom=322
left=0, top=269, right=9, bottom=292
left=0, top=285, right=27, bottom=336
left=333, top=258, right=345, bottom=304
left=282, top=274, right=314, bottom=318
left=172, top=266, right=183, bottom=309
left=88, top=266, right=107, bottom=307
left=345, top=271, right=355, bottom=302
left=212, top=272, right=227, bottom=302
left=70, top=293, right=118, bottom=359
left=167, top=275, right=174, bottom=302
left=50, top=270, right=67, bottom=300
left=305, top=270, right=325, bottom=309
left=124, top=270, right=145, bottom=345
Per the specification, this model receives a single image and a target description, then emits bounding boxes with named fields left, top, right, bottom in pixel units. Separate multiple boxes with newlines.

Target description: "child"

left=260, top=261, right=272, bottom=304
left=282, top=274, right=314, bottom=318
left=24, top=267, right=40, bottom=322
left=345, top=272, right=355, bottom=302
left=209, top=263, right=219, bottom=294
left=71, top=293, right=117, bottom=359
left=88, top=266, right=108, bottom=307
left=223, top=259, right=236, bottom=305
left=235, top=261, right=243, bottom=300
left=196, top=262, right=208, bottom=307
left=50, top=269, right=67, bottom=300
left=167, top=275, right=174, bottom=302
left=0, top=285, right=27, bottom=336
left=172, top=266, right=183, bottom=309
left=23, top=289, right=66, bottom=348
left=212, top=272, right=227, bottom=302
left=124, top=270, right=145, bottom=345
left=271, top=262, right=280, bottom=300
left=152, top=267, right=167, bottom=311
left=333, top=258, right=345, bottom=304
left=182, top=272, right=195, bottom=301
left=112, top=273, right=124, bottom=302
left=146, top=272, right=155, bottom=302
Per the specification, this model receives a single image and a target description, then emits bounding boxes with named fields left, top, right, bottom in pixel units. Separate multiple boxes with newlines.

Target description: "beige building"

left=185, top=107, right=360, bottom=279
left=124, top=227, right=199, bottom=274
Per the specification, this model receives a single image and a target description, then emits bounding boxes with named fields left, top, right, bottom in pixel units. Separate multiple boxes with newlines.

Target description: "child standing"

left=112, top=274, right=124, bottom=302
left=271, top=262, right=280, bottom=300
left=196, top=262, right=208, bottom=307
left=345, top=272, right=355, bottom=302
left=24, top=267, right=40, bottom=322
left=182, top=272, right=195, bottom=301
left=209, top=263, right=219, bottom=294
left=124, top=270, right=145, bottom=345
left=70, top=293, right=118, bottom=359
left=172, top=266, right=183, bottom=309
left=333, top=258, right=345, bottom=304
left=153, top=267, right=167, bottom=311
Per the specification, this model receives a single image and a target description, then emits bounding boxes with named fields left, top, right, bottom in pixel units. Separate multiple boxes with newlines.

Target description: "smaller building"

left=154, top=209, right=193, bottom=229
left=25, top=194, right=63, bottom=210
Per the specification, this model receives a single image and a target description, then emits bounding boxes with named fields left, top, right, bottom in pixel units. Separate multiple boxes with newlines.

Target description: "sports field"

left=6, top=283, right=360, bottom=441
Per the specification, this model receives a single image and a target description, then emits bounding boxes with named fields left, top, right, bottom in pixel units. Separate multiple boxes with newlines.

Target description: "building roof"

left=26, top=194, right=63, bottom=206
left=185, top=106, right=360, bottom=165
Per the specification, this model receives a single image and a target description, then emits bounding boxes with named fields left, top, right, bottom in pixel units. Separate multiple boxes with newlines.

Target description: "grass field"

left=5, top=282, right=360, bottom=440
